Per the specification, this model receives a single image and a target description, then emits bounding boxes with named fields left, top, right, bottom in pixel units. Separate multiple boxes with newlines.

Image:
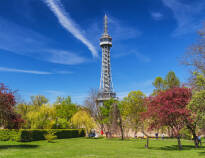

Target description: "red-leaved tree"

left=143, top=87, right=192, bottom=150
left=0, top=83, right=24, bottom=129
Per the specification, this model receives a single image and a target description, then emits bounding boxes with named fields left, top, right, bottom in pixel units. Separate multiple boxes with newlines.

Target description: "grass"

left=0, top=138, right=204, bottom=158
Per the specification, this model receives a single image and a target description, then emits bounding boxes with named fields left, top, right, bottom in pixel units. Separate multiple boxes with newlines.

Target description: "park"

left=0, top=0, right=205, bottom=157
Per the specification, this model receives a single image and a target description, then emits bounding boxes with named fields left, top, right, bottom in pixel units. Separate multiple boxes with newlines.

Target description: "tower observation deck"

left=97, top=15, right=116, bottom=105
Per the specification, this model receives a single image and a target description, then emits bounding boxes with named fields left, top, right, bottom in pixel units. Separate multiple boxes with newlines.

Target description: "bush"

left=0, top=129, right=85, bottom=142
left=44, top=131, right=57, bottom=142
left=0, top=129, right=20, bottom=141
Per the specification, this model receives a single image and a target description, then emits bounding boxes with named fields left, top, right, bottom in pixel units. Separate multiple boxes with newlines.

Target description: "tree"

left=30, top=95, right=48, bottom=106
left=100, top=99, right=115, bottom=138
left=144, top=87, right=192, bottom=150
left=71, top=109, right=96, bottom=135
left=26, top=104, right=56, bottom=129
left=164, top=71, right=180, bottom=89
left=182, top=25, right=205, bottom=74
left=0, top=83, right=23, bottom=129
left=120, top=91, right=146, bottom=137
left=152, top=77, right=165, bottom=94
left=188, top=90, right=205, bottom=130
left=54, top=96, right=78, bottom=122
left=84, top=89, right=104, bottom=131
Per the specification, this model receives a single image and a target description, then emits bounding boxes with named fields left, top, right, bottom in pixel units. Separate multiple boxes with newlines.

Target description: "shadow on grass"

left=0, top=144, right=39, bottom=150
left=147, top=145, right=205, bottom=151
left=198, top=151, right=205, bottom=156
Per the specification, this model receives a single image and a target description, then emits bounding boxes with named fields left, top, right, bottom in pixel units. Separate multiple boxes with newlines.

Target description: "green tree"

left=120, top=91, right=146, bottom=137
left=30, top=95, right=48, bottom=106
left=188, top=90, right=205, bottom=130
left=71, top=109, right=96, bottom=135
left=54, top=96, right=78, bottom=122
left=152, top=77, right=165, bottom=95
left=164, top=71, right=180, bottom=89
left=26, top=104, right=56, bottom=129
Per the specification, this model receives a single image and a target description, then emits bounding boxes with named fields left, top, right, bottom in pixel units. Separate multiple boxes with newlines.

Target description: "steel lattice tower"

left=97, top=15, right=116, bottom=105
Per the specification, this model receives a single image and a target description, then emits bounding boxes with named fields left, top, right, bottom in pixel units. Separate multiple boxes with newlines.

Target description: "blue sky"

left=0, top=0, right=204, bottom=104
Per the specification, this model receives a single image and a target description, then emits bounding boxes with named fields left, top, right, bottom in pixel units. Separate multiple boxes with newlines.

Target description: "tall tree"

left=182, top=25, right=205, bottom=74
left=164, top=71, right=180, bottom=89
left=120, top=91, right=146, bottom=137
left=144, top=87, right=192, bottom=150
left=152, top=77, right=165, bottom=95
left=188, top=90, right=205, bottom=131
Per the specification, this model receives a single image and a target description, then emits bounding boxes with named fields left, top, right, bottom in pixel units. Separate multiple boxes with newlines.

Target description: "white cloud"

left=113, top=50, right=150, bottom=63
left=44, top=0, right=98, bottom=57
left=0, top=67, right=72, bottom=75
left=151, top=12, right=163, bottom=21
left=0, top=17, right=88, bottom=65
left=0, top=67, right=53, bottom=75
left=47, top=49, right=87, bottom=65
left=161, top=0, right=205, bottom=36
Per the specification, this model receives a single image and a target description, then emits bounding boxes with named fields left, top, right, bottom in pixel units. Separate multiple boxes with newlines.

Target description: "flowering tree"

left=144, top=87, right=192, bottom=150
left=0, top=83, right=23, bottom=129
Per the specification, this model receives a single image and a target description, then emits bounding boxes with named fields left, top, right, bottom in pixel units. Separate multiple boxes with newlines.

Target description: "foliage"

left=144, top=87, right=192, bottom=149
left=0, top=129, right=85, bottom=142
left=164, top=71, right=180, bottom=89
left=54, top=96, right=78, bottom=122
left=152, top=71, right=180, bottom=96
left=71, top=109, right=96, bottom=135
left=120, top=91, right=146, bottom=132
left=44, top=131, right=57, bottom=142
left=152, top=77, right=165, bottom=94
left=16, top=96, right=78, bottom=129
left=25, top=104, right=56, bottom=129
left=188, top=90, right=205, bottom=129
left=30, top=95, right=48, bottom=106
left=191, top=72, right=205, bottom=91
left=0, top=83, right=24, bottom=129
left=0, top=129, right=20, bottom=141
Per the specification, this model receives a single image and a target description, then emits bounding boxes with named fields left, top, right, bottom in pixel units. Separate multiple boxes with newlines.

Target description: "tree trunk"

left=186, top=124, right=199, bottom=148
left=193, top=133, right=199, bottom=148
left=145, top=137, right=149, bottom=149
left=119, top=114, right=124, bottom=140
left=177, top=136, right=182, bottom=150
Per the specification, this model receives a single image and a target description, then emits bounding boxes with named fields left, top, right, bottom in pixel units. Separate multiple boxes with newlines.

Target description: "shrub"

left=0, top=129, right=20, bottom=141
left=0, top=129, right=85, bottom=142
left=44, top=131, right=57, bottom=142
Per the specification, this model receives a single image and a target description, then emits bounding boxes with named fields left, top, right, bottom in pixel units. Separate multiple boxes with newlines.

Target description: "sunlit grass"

left=0, top=138, right=204, bottom=158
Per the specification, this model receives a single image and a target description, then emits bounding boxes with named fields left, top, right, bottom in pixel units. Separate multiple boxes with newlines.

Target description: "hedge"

left=0, top=129, right=85, bottom=142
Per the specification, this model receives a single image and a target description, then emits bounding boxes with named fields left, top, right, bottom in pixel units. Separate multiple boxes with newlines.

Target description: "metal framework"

left=97, top=15, right=116, bottom=105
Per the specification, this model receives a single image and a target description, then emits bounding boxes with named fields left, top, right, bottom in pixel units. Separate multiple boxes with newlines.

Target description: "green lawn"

left=0, top=138, right=204, bottom=158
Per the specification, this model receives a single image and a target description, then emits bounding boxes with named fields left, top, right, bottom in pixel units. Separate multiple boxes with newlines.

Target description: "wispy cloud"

left=0, top=67, right=72, bottom=75
left=45, top=90, right=67, bottom=96
left=0, top=17, right=88, bottom=65
left=44, top=0, right=98, bottom=57
left=161, top=0, right=205, bottom=36
left=0, top=67, right=52, bottom=75
left=113, top=50, right=150, bottom=63
left=151, top=12, right=163, bottom=21
left=47, top=49, right=87, bottom=65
